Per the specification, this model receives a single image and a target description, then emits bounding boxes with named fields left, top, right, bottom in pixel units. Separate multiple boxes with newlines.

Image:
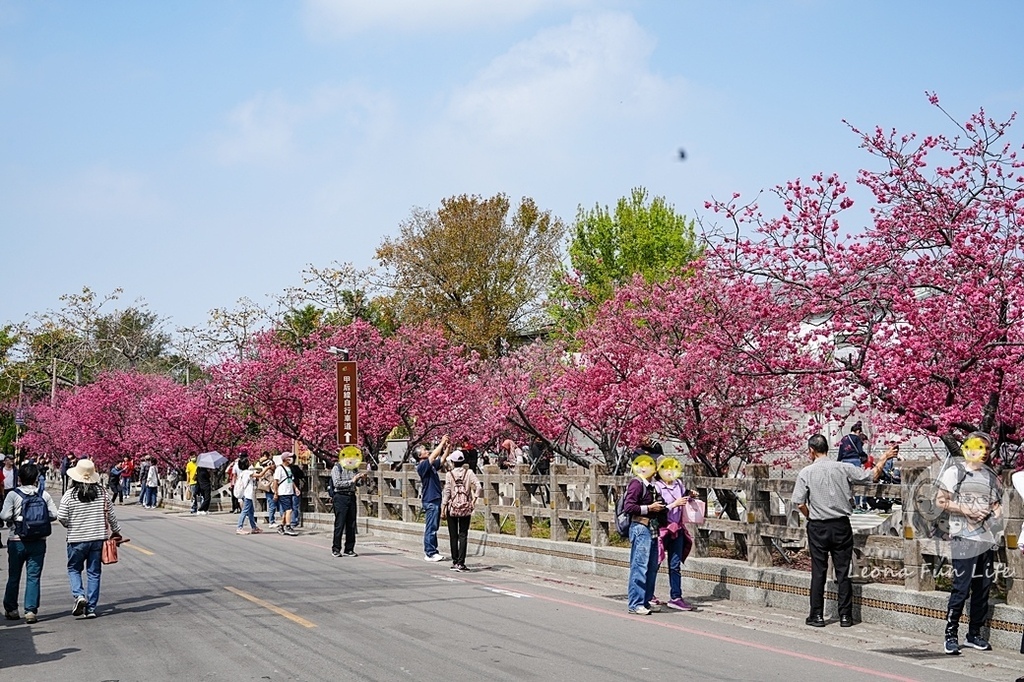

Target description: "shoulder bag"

left=101, top=491, right=119, bottom=565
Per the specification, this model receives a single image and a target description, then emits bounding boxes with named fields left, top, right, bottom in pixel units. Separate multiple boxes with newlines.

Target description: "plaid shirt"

left=331, top=464, right=360, bottom=495
left=792, top=457, right=874, bottom=520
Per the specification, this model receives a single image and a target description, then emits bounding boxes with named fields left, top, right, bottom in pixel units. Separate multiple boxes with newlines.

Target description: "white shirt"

left=274, top=465, right=295, bottom=496
left=0, top=485, right=59, bottom=541
left=1, top=466, right=14, bottom=490
left=235, top=469, right=255, bottom=501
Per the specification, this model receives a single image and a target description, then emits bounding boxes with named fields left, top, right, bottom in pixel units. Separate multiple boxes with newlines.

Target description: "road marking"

left=481, top=587, right=530, bottom=599
left=123, top=543, right=154, bottom=556
left=224, top=586, right=317, bottom=628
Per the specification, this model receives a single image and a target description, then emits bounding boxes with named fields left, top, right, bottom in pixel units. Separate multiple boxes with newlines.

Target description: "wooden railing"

left=304, top=460, right=1024, bottom=602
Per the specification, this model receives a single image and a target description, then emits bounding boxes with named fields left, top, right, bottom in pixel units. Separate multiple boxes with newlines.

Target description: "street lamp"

left=326, top=346, right=350, bottom=361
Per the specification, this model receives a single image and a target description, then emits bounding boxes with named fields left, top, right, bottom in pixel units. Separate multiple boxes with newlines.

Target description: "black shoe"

left=342, top=550, right=357, bottom=557
left=805, top=614, right=826, bottom=628
left=331, top=550, right=341, bottom=557
left=943, top=636, right=960, bottom=655
left=839, top=615, right=853, bottom=628
left=963, top=633, right=991, bottom=650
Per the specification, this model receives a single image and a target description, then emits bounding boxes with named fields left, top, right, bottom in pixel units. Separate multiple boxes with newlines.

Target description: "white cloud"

left=302, top=0, right=591, bottom=36
left=212, top=86, right=396, bottom=166
left=443, top=12, right=682, bottom=142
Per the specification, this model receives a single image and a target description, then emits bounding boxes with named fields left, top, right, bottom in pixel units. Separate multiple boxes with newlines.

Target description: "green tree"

left=550, top=187, right=702, bottom=336
left=94, top=306, right=170, bottom=372
left=280, top=263, right=396, bottom=335
left=376, top=193, right=566, bottom=356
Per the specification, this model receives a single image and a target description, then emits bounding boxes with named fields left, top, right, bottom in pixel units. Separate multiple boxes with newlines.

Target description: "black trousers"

left=447, top=516, right=471, bottom=566
left=807, top=516, right=854, bottom=618
left=197, top=484, right=212, bottom=512
left=332, top=493, right=357, bottom=553
left=947, top=545, right=994, bottom=635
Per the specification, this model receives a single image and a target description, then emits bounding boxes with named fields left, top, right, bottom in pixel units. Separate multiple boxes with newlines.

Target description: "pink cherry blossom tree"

left=21, top=372, right=181, bottom=470
left=706, top=97, right=1024, bottom=456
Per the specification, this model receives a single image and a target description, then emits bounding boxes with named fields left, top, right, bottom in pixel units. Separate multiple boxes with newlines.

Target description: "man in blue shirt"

left=416, top=435, right=450, bottom=562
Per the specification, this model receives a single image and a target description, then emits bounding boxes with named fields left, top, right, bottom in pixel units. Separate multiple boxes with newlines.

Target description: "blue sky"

left=2, top=0, right=1023, bottom=331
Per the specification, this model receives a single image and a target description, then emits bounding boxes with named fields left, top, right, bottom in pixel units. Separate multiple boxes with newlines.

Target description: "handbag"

left=256, top=468, right=273, bottom=493
left=102, top=536, right=119, bottom=565
left=101, top=491, right=119, bottom=565
left=681, top=497, right=706, bottom=524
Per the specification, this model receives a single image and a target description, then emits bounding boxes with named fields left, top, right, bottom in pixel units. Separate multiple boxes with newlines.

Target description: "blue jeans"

left=663, top=531, right=692, bottom=600
left=5, top=539, right=47, bottom=614
left=266, top=492, right=277, bottom=524
left=237, top=498, right=257, bottom=529
left=67, top=540, right=104, bottom=613
left=423, top=501, right=441, bottom=557
left=144, top=486, right=157, bottom=507
left=122, top=477, right=131, bottom=498
left=628, top=522, right=661, bottom=611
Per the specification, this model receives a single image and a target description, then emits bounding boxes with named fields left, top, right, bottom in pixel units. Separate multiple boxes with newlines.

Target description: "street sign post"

left=336, top=361, right=359, bottom=448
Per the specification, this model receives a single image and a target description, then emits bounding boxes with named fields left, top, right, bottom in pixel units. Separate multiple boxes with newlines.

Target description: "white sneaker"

left=425, top=553, right=445, bottom=562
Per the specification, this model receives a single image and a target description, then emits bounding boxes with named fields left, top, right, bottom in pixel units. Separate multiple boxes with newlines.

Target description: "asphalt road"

left=1, top=504, right=1021, bottom=681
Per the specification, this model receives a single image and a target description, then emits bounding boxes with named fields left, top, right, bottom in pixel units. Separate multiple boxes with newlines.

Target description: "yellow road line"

left=224, top=586, right=317, bottom=628
left=123, top=543, right=155, bottom=556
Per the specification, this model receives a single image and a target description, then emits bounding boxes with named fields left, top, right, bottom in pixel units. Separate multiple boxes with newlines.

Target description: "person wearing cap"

left=254, top=452, right=276, bottom=524
left=415, top=435, right=450, bottom=562
left=2, top=462, right=59, bottom=623
left=442, top=450, right=480, bottom=572
left=936, top=431, right=1003, bottom=655
left=57, top=459, right=122, bottom=619
left=272, top=453, right=299, bottom=536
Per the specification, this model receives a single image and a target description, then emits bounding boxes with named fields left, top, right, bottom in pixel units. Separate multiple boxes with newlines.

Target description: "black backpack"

left=14, top=489, right=52, bottom=540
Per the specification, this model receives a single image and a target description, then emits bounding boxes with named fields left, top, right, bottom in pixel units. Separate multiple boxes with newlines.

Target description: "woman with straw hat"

left=57, top=459, right=122, bottom=619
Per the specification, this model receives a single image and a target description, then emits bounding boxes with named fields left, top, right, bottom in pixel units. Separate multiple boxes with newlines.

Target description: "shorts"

left=275, top=494, right=295, bottom=515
